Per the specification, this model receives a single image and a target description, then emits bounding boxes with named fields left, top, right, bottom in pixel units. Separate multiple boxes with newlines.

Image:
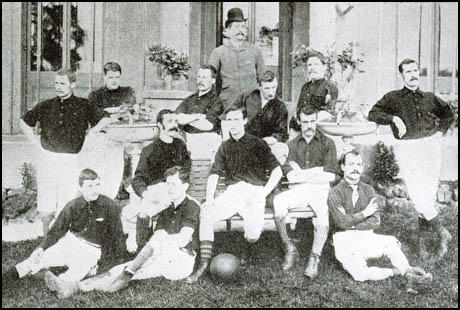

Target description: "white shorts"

left=37, top=149, right=80, bottom=216
left=200, top=181, right=266, bottom=242
left=393, top=134, right=442, bottom=220
left=16, top=232, right=101, bottom=282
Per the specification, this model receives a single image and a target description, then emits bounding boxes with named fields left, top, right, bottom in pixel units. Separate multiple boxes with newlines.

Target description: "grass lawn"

left=2, top=202, right=458, bottom=308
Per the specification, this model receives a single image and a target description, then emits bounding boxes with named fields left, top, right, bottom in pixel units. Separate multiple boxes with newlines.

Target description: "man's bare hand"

left=362, top=198, right=379, bottom=217
left=392, top=116, right=407, bottom=138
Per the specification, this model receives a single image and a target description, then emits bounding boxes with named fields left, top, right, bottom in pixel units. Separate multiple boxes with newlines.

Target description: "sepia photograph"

left=2, top=2, right=458, bottom=307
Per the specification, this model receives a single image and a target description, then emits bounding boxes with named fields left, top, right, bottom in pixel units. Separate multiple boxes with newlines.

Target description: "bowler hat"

left=225, top=8, right=247, bottom=28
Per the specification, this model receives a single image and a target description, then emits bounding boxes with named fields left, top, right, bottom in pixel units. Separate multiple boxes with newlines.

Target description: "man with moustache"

left=208, top=7, right=265, bottom=108
left=328, top=150, right=432, bottom=293
left=175, top=65, right=224, bottom=159
left=186, top=106, right=282, bottom=283
left=20, top=69, right=100, bottom=236
left=289, top=51, right=338, bottom=138
left=123, top=109, right=191, bottom=252
left=368, top=59, right=454, bottom=261
left=273, top=105, right=339, bottom=277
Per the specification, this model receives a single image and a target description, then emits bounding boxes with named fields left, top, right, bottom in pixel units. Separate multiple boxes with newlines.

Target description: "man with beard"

left=368, top=58, right=454, bottom=261
left=208, top=7, right=265, bottom=108
left=328, top=150, right=432, bottom=293
left=175, top=65, right=224, bottom=159
left=289, top=52, right=338, bottom=138
left=272, top=105, right=339, bottom=277
left=123, top=109, right=191, bottom=253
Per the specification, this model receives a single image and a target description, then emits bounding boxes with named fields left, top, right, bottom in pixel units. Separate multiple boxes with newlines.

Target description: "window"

left=28, top=2, right=103, bottom=73
left=401, top=3, right=458, bottom=95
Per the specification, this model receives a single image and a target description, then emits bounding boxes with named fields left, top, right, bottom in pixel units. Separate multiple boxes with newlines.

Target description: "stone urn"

left=105, top=121, right=159, bottom=143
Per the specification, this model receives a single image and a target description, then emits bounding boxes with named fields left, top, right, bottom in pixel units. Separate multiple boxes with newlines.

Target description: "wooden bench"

left=188, top=159, right=316, bottom=232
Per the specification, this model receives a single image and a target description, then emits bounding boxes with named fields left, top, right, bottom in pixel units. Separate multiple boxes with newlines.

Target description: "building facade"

left=3, top=2, right=458, bottom=135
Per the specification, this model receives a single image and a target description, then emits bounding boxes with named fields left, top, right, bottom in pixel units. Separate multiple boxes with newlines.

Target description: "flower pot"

left=163, top=74, right=172, bottom=90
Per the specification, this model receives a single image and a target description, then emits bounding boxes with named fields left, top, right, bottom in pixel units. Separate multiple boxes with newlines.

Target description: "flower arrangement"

left=258, top=26, right=278, bottom=44
left=146, top=44, right=191, bottom=80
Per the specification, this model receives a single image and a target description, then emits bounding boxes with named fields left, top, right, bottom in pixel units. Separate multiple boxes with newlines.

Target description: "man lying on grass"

left=44, top=166, right=200, bottom=299
left=2, top=169, right=126, bottom=290
left=328, top=150, right=432, bottom=294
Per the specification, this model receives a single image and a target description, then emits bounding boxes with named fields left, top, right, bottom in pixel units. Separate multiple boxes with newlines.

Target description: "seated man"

left=186, top=106, right=283, bottom=283
left=232, top=70, right=289, bottom=163
left=123, top=109, right=191, bottom=253
left=273, top=105, right=339, bottom=277
left=44, top=166, right=200, bottom=298
left=84, top=61, right=137, bottom=200
left=175, top=65, right=224, bottom=160
left=328, top=150, right=432, bottom=293
left=289, top=51, right=338, bottom=139
left=2, top=169, right=126, bottom=290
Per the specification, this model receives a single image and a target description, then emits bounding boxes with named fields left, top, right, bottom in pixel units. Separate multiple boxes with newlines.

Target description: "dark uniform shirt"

left=131, top=137, right=191, bottom=197
left=88, top=86, right=136, bottom=121
left=234, top=90, right=288, bottom=142
left=40, top=195, right=125, bottom=254
left=175, top=88, right=224, bottom=133
left=284, top=130, right=339, bottom=176
left=328, top=180, right=381, bottom=232
left=210, top=133, right=279, bottom=186
left=368, top=87, right=454, bottom=140
left=155, top=196, right=200, bottom=251
left=22, top=95, right=99, bottom=153
left=290, top=78, right=339, bottom=131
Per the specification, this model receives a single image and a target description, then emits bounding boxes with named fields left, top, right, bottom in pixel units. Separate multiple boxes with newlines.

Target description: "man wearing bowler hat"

left=208, top=7, right=265, bottom=109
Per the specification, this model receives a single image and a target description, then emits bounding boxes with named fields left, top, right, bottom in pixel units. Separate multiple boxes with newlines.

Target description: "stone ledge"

left=142, top=89, right=193, bottom=100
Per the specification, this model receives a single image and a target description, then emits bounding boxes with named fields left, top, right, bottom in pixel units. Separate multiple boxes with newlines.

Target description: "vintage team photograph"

left=2, top=2, right=458, bottom=308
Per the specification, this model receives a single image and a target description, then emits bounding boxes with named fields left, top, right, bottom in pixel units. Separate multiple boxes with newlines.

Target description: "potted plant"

left=146, top=45, right=191, bottom=90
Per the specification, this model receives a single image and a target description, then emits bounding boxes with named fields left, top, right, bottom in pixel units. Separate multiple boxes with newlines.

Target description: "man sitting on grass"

left=328, top=150, right=432, bottom=293
left=2, top=169, right=126, bottom=291
left=44, top=166, right=200, bottom=298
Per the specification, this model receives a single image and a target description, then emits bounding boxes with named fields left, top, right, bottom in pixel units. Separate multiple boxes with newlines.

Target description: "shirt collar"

left=227, top=41, right=249, bottom=52
left=104, top=86, right=121, bottom=93
left=197, top=87, right=216, bottom=99
left=173, top=196, right=188, bottom=208
left=401, top=86, right=423, bottom=96
left=296, top=129, right=322, bottom=144
left=58, top=94, right=74, bottom=103
left=229, top=132, right=248, bottom=143
left=308, top=78, right=326, bottom=86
